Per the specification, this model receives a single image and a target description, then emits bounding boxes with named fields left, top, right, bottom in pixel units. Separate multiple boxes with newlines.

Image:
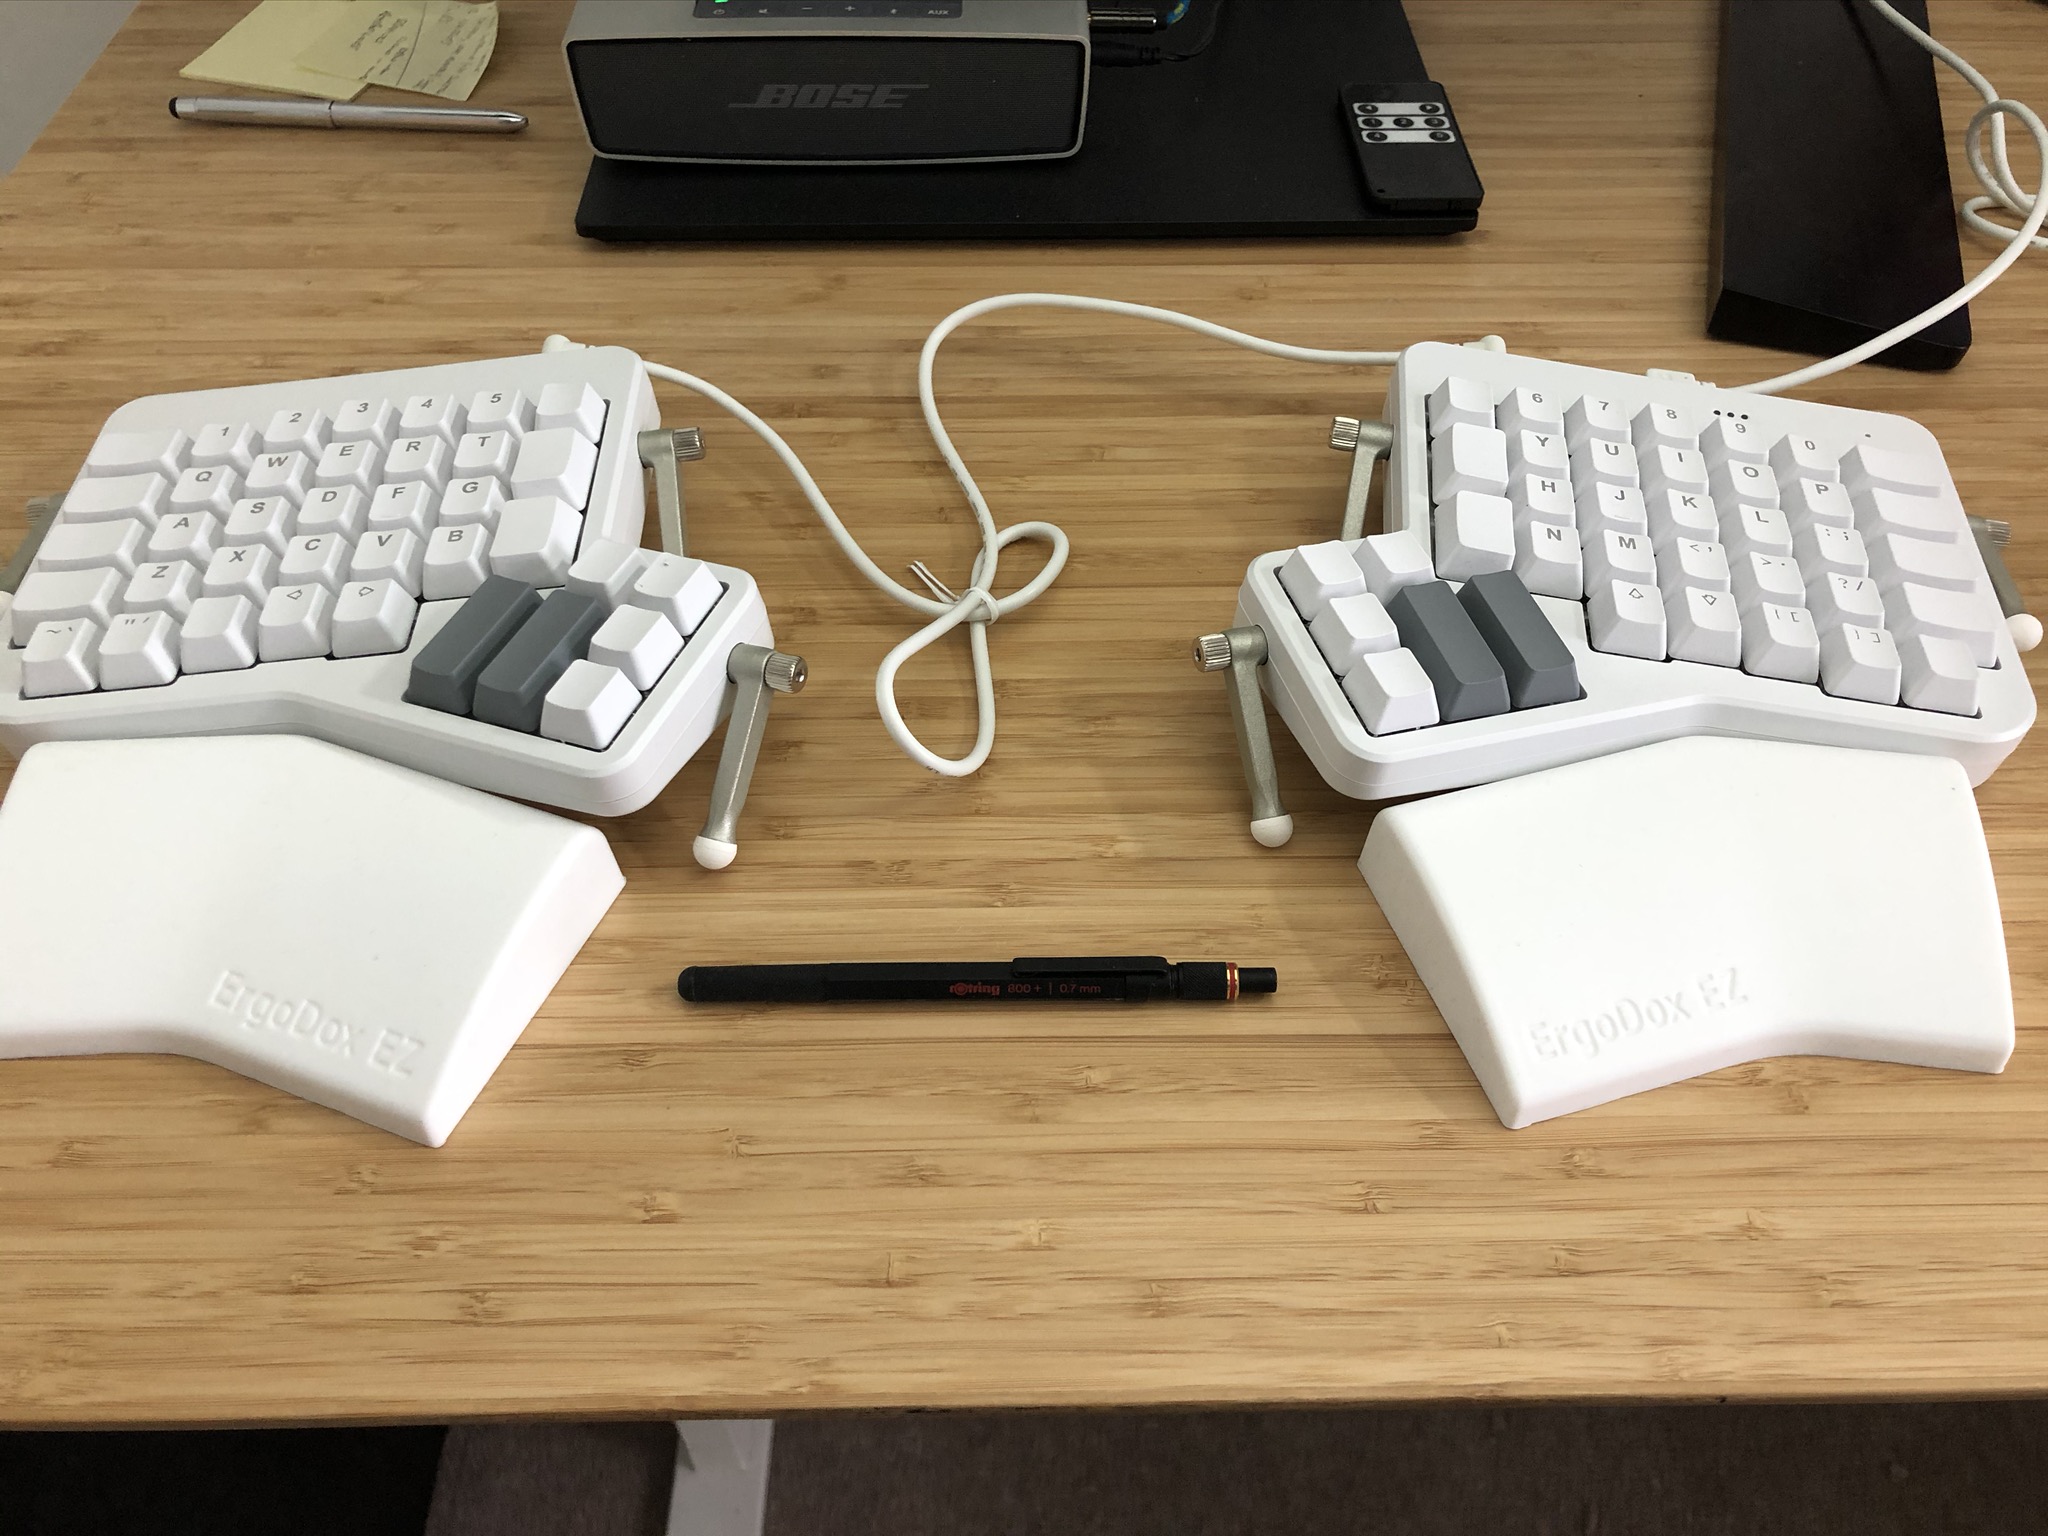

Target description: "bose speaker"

left=564, top=0, right=1093, bottom=166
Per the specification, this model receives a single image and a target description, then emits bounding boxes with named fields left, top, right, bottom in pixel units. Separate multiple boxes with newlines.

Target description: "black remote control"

left=1343, top=81, right=1483, bottom=215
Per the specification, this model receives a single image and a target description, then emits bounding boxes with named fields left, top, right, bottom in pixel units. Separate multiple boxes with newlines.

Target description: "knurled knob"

left=764, top=651, right=807, bottom=694
left=1330, top=416, right=1363, bottom=452
left=673, top=426, right=706, bottom=462
left=1193, top=633, right=1234, bottom=672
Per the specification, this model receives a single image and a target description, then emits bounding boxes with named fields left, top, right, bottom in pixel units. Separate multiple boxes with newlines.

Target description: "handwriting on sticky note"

left=181, top=0, right=367, bottom=102
left=298, top=1, right=501, bottom=103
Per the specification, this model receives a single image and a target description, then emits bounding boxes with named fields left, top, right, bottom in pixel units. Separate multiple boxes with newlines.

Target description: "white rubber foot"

left=1250, top=814, right=1294, bottom=848
left=693, top=835, right=739, bottom=871
left=2008, top=612, right=2043, bottom=653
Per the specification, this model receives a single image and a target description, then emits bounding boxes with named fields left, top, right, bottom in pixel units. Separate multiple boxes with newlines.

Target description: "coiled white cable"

left=1737, top=0, right=2046, bottom=395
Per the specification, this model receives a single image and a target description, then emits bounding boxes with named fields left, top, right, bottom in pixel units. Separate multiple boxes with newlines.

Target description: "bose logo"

left=729, top=83, right=930, bottom=110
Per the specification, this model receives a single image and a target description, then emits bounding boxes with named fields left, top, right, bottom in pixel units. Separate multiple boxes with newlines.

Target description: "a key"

left=169, top=465, right=239, bottom=519
left=1495, top=386, right=1562, bottom=439
left=1794, top=520, right=1869, bottom=581
left=368, top=481, right=437, bottom=538
left=1564, top=395, right=1630, bottom=452
left=98, top=609, right=180, bottom=690
left=565, top=538, right=656, bottom=612
left=244, top=450, right=314, bottom=505
left=1647, top=488, right=1719, bottom=550
left=436, top=477, right=504, bottom=532
left=452, top=431, right=516, bottom=481
left=122, top=560, right=201, bottom=621
left=1429, top=421, right=1510, bottom=502
left=385, top=434, right=451, bottom=492
left=1640, top=445, right=1709, bottom=500
left=1631, top=402, right=1694, bottom=453
left=1731, top=551, right=1806, bottom=612
left=1575, top=481, right=1648, bottom=539
left=1349, top=530, right=1435, bottom=605
left=1723, top=502, right=1794, bottom=559
left=18, top=618, right=102, bottom=698
left=1513, top=519, right=1582, bottom=600
left=588, top=604, right=686, bottom=690
left=488, top=497, right=583, bottom=587
left=1386, top=580, right=1510, bottom=722
left=1278, top=540, right=1368, bottom=623
left=1709, top=456, right=1778, bottom=511
left=1512, top=473, right=1576, bottom=528
left=350, top=528, right=425, bottom=595
left=256, top=583, right=336, bottom=662
left=1427, top=376, right=1492, bottom=437
left=1586, top=528, right=1656, bottom=591
left=179, top=594, right=259, bottom=674
left=1655, top=537, right=1730, bottom=593
left=1842, top=442, right=1945, bottom=500
left=472, top=590, right=608, bottom=734
left=191, top=422, right=259, bottom=474
left=146, top=512, right=220, bottom=569
left=1341, top=647, right=1439, bottom=735
left=1666, top=586, right=1741, bottom=667
left=277, top=533, right=352, bottom=593
left=1885, top=581, right=1999, bottom=667
left=629, top=553, right=725, bottom=636
left=1309, top=590, right=1399, bottom=676
left=1586, top=577, right=1666, bottom=659
left=201, top=543, right=276, bottom=604
left=1769, top=433, right=1837, bottom=485
left=533, top=381, right=607, bottom=441
left=331, top=398, right=397, bottom=447
left=540, top=660, right=643, bottom=750
left=422, top=524, right=493, bottom=601
left=1576, top=436, right=1640, bottom=490
left=1819, top=624, right=1901, bottom=706
left=512, top=427, right=601, bottom=510
left=1740, top=603, right=1820, bottom=683
left=1455, top=569, right=1578, bottom=710
left=7, top=567, right=124, bottom=644
left=1699, top=415, right=1766, bottom=466
left=262, top=408, right=328, bottom=458
left=33, top=518, right=145, bottom=576
left=1851, top=483, right=1957, bottom=543
left=314, top=439, right=381, bottom=494
left=83, top=428, right=190, bottom=480
left=1781, top=476, right=1851, bottom=528
left=467, top=388, right=532, bottom=438
left=404, top=575, right=543, bottom=714
left=1807, top=571, right=1886, bottom=632
left=222, top=496, right=296, bottom=556
left=1898, top=632, right=1980, bottom=715
left=1506, top=429, right=1571, bottom=484
left=400, top=394, right=467, bottom=445
left=1867, top=531, right=1983, bottom=596
left=63, top=473, right=169, bottom=527
left=1433, top=491, right=1515, bottom=581
left=297, top=485, right=367, bottom=541
left=330, top=578, right=419, bottom=658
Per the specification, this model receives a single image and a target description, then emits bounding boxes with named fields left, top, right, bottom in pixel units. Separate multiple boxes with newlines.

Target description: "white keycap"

left=1741, top=603, right=1820, bottom=683
left=146, top=511, right=220, bottom=569
left=331, top=578, right=418, bottom=658
left=588, top=603, right=685, bottom=690
left=8, top=567, right=123, bottom=643
left=1631, top=402, right=1694, bottom=453
left=534, top=380, right=607, bottom=441
left=1587, top=528, right=1657, bottom=592
left=314, top=439, right=381, bottom=493
left=1842, top=442, right=1944, bottom=500
left=1433, top=491, right=1515, bottom=581
left=453, top=431, right=516, bottom=480
left=1575, top=481, right=1648, bottom=538
left=179, top=594, right=259, bottom=674
left=629, top=553, right=724, bottom=635
left=34, top=518, right=145, bottom=576
left=1576, top=436, right=1639, bottom=490
left=1723, top=502, right=1793, bottom=559
left=1506, top=429, right=1571, bottom=484
left=98, top=610, right=180, bottom=690
left=19, top=618, right=102, bottom=698
left=201, top=542, right=276, bottom=604
left=350, top=527, right=425, bottom=595
left=222, top=496, right=296, bottom=555
left=331, top=397, right=397, bottom=446
left=122, top=560, right=201, bottom=620
left=296, top=485, right=366, bottom=541
left=565, top=537, right=655, bottom=611
left=488, top=496, right=583, bottom=587
left=1426, top=375, right=1493, bottom=436
left=1348, top=530, right=1435, bottom=606
left=1770, top=433, right=1837, bottom=485
left=1820, top=624, right=1901, bottom=705
left=262, top=408, right=328, bottom=458
left=385, top=434, right=451, bottom=491
left=1898, top=632, right=1980, bottom=715
left=541, top=660, right=643, bottom=750
left=1794, top=520, right=1869, bottom=580
left=436, top=476, right=504, bottom=531
left=1309, top=591, right=1399, bottom=675
left=1586, top=577, right=1666, bottom=659
left=257, top=583, right=335, bottom=661
left=63, top=472, right=168, bottom=527
left=1850, top=482, right=1957, bottom=543
left=400, top=394, right=467, bottom=445
left=1278, top=540, right=1368, bottom=622
left=1640, top=445, right=1708, bottom=500
left=1807, top=571, right=1886, bottom=632
left=191, top=422, right=259, bottom=473
left=84, top=428, right=189, bottom=480
left=368, top=481, right=437, bottom=538
left=1699, top=415, right=1766, bottom=465
left=1513, top=519, right=1582, bottom=600
left=1655, top=537, right=1729, bottom=593
left=1342, top=647, right=1439, bottom=735
left=1564, top=395, right=1630, bottom=452
left=277, top=533, right=352, bottom=593
left=1666, top=586, right=1741, bottom=667
left=467, top=388, right=532, bottom=438
left=1781, top=475, right=1851, bottom=528
left=1709, top=457, right=1777, bottom=510
left=421, top=524, right=493, bottom=601
left=1867, top=531, right=1982, bottom=596
left=244, top=450, right=313, bottom=505
left=1885, top=581, right=1999, bottom=667
left=510, top=426, right=600, bottom=509
left=1647, top=488, right=1719, bottom=550
left=1512, top=473, right=1576, bottom=527
left=1731, top=551, right=1806, bottom=614
left=169, top=465, right=239, bottom=518
left=1495, top=385, right=1562, bottom=439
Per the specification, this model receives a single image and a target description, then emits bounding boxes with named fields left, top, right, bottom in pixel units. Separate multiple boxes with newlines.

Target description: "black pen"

left=678, top=957, right=1278, bottom=1004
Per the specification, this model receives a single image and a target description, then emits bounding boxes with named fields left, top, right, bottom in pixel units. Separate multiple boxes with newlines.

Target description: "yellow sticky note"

left=180, top=1, right=367, bottom=102
left=296, top=1, right=501, bottom=103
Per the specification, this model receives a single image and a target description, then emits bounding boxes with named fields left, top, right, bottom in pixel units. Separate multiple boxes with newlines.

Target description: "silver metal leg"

left=666, top=1419, right=774, bottom=1536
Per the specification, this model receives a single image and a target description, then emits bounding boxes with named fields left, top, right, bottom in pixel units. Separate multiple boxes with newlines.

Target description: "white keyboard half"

left=1214, top=343, right=2035, bottom=813
left=0, top=349, right=802, bottom=847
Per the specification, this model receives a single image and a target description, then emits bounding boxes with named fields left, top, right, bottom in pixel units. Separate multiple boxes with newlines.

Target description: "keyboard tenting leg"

left=1193, top=625, right=1293, bottom=848
left=693, top=643, right=807, bottom=871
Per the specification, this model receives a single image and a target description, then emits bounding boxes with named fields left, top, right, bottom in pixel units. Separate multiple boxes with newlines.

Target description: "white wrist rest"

left=0, top=736, right=624, bottom=1145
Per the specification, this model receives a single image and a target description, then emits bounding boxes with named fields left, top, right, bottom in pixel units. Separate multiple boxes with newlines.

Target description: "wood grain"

left=2, top=0, right=2047, bottom=1427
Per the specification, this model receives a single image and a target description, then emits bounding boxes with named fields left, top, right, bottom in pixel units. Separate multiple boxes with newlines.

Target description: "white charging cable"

left=1737, top=0, right=2046, bottom=395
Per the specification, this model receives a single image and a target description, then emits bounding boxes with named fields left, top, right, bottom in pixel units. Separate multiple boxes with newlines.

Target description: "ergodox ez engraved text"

left=210, top=970, right=424, bottom=1077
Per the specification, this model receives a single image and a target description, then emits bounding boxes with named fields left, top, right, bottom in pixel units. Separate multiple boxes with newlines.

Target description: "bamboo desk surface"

left=2, top=0, right=2046, bottom=1428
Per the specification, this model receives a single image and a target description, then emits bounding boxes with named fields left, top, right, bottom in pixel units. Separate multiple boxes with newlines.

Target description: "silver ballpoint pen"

left=169, top=97, right=526, bottom=133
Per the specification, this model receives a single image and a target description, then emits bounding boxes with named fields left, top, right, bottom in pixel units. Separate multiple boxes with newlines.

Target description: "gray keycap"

left=1457, top=569, right=1581, bottom=710
left=1386, top=580, right=1510, bottom=722
left=403, top=574, right=541, bottom=716
left=472, top=589, right=607, bottom=734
